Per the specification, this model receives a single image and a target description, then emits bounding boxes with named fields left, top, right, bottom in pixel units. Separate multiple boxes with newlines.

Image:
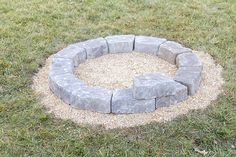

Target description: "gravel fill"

left=75, top=52, right=177, bottom=89
left=32, top=51, right=224, bottom=129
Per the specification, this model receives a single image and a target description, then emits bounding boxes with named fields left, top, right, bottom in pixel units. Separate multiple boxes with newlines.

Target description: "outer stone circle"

left=48, top=35, right=203, bottom=114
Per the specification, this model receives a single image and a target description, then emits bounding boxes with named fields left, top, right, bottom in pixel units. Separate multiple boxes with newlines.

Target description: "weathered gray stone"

left=50, top=58, right=74, bottom=76
left=70, top=86, right=112, bottom=113
left=48, top=73, right=85, bottom=104
left=156, top=83, right=188, bottom=108
left=176, top=53, right=202, bottom=68
left=52, top=57, right=75, bottom=68
left=134, top=36, right=166, bottom=55
left=105, top=35, right=135, bottom=53
left=158, top=41, right=192, bottom=64
left=175, top=67, right=202, bottom=96
left=133, top=73, right=179, bottom=100
left=76, top=37, right=108, bottom=59
left=112, top=88, right=155, bottom=113
left=48, top=73, right=112, bottom=113
left=54, top=44, right=86, bottom=66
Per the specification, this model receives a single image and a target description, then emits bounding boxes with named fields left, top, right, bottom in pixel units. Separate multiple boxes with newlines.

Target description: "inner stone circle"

left=75, top=52, right=177, bottom=90
left=49, top=35, right=203, bottom=114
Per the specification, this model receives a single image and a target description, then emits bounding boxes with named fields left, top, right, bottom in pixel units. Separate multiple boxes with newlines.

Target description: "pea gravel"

left=75, top=52, right=177, bottom=89
left=32, top=51, right=224, bottom=129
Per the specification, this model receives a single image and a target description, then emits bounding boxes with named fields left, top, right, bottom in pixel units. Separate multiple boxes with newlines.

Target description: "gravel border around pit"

left=32, top=51, right=224, bottom=129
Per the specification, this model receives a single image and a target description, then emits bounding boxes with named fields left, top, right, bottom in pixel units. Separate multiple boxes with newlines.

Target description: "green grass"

left=0, top=0, right=236, bottom=156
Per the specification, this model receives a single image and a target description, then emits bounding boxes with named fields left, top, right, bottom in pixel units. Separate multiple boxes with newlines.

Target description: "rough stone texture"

left=133, top=73, right=179, bottom=100
left=134, top=36, right=166, bottom=55
left=76, top=37, right=108, bottom=59
left=52, top=57, right=75, bottom=68
left=176, top=53, right=202, bottom=68
left=49, top=73, right=112, bottom=113
left=105, top=35, right=135, bottom=53
left=48, top=73, right=85, bottom=105
left=70, top=86, right=112, bottom=113
left=112, top=88, right=155, bottom=113
left=175, top=67, right=202, bottom=96
left=156, top=83, right=188, bottom=108
left=54, top=44, right=86, bottom=66
left=50, top=58, right=74, bottom=76
left=158, top=41, right=192, bottom=64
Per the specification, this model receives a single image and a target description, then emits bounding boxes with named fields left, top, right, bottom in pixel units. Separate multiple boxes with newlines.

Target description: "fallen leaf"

left=194, top=147, right=208, bottom=155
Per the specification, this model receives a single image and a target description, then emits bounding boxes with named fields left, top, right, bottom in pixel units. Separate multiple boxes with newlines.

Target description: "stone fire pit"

left=49, top=35, right=203, bottom=114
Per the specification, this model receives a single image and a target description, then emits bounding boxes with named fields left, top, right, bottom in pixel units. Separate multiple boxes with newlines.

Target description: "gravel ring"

left=32, top=51, right=224, bottom=129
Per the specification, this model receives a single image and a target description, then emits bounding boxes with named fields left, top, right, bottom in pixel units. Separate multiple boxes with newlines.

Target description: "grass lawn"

left=0, top=0, right=236, bottom=156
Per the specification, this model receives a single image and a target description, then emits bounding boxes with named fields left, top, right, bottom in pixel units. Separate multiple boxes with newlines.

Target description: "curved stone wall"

left=48, top=35, right=203, bottom=114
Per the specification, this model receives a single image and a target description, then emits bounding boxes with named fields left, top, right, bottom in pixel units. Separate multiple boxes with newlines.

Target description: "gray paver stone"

left=49, top=73, right=112, bottom=113
left=158, top=41, right=192, bottom=64
left=133, top=73, right=179, bottom=100
left=70, top=86, right=112, bottom=113
left=174, top=67, right=202, bottom=95
left=53, top=44, right=86, bottom=66
left=105, top=35, right=135, bottom=53
left=48, top=73, right=85, bottom=104
left=76, top=37, right=108, bottom=59
left=112, top=88, right=155, bottom=113
left=176, top=53, right=202, bottom=68
left=50, top=58, right=74, bottom=76
left=134, top=36, right=166, bottom=55
left=156, top=83, right=188, bottom=108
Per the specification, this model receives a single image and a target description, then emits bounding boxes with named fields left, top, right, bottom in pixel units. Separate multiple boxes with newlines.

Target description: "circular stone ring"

left=49, top=35, right=203, bottom=114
